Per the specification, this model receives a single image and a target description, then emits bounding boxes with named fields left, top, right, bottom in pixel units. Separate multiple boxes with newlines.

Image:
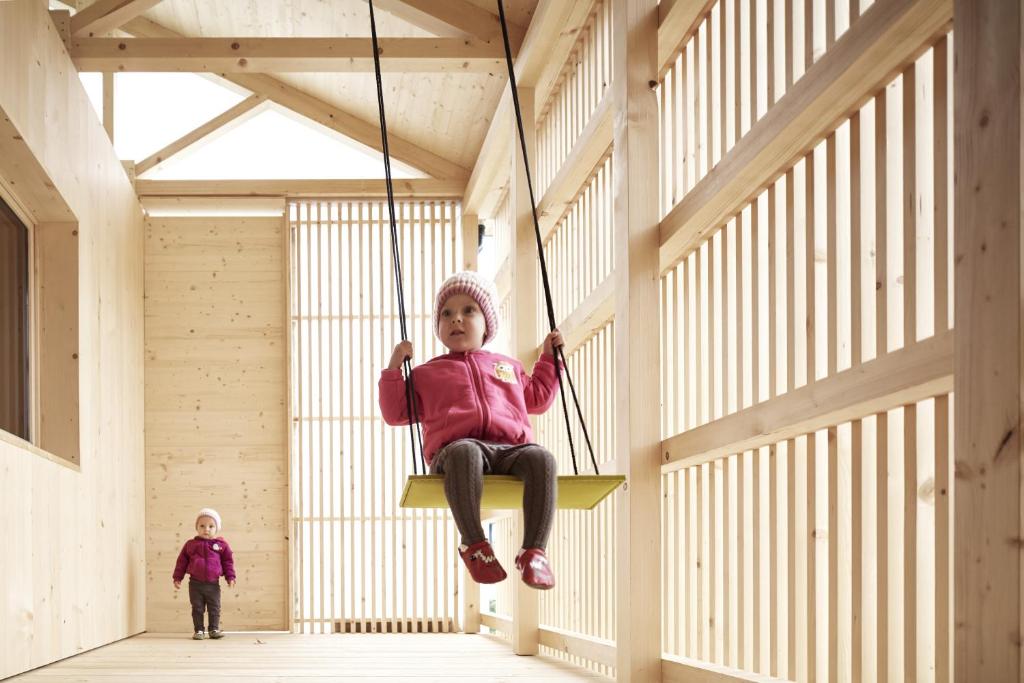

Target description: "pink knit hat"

left=196, top=507, right=222, bottom=531
left=433, top=271, right=499, bottom=345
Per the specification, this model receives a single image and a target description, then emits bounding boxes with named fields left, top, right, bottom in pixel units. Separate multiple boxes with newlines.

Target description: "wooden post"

left=462, top=212, right=479, bottom=272
left=102, top=71, right=114, bottom=143
left=460, top=209, right=481, bottom=635
left=953, top=0, right=1022, bottom=680
left=511, top=86, right=540, bottom=656
left=612, top=0, right=662, bottom=680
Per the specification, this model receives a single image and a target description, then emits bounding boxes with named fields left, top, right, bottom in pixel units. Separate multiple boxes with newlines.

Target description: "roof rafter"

left=119, top=17, right=469, bottom=180
left=71, top=0, right=163, bottom=37
left=135, top=94, right=266, bottom=176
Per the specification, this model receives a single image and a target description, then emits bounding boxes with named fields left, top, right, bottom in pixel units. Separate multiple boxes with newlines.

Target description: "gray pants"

left=430, top=438, right=557, bottom=550
left=189, top=579, right=221, bottom=631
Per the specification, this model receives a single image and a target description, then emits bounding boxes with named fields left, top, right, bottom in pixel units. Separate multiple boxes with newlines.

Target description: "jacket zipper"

left=465, top=353, right=490, bottom=436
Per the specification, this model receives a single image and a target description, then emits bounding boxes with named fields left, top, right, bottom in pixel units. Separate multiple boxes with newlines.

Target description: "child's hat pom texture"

left=433, top=271, right=499, bottom=345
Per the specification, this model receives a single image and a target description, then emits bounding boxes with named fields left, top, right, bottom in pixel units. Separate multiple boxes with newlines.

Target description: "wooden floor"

left=11, top=633, right=610, bottom=682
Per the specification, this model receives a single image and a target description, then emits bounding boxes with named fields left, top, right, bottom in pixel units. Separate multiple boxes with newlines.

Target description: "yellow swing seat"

left=400, top=474, right=626, bottom=510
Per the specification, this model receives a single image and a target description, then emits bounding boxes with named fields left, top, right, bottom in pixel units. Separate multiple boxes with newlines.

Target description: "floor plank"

left=11, top=633, right=609, bottom=682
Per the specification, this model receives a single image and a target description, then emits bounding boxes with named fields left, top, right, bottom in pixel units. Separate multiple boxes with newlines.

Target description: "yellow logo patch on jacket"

left=494, top=361, right=517, bottom=384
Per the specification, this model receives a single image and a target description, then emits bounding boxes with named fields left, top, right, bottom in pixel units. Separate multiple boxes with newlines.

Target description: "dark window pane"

left=0, top=198, right=29, bottom=440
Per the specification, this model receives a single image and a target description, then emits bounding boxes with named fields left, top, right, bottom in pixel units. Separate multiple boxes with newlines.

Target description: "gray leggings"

left=430, top=439, right=557, bottom=550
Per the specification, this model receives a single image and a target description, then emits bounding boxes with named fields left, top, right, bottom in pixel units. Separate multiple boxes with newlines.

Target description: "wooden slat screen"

left=660, top=34, right=954, bottom=681
left=289, top=199, right=464, bottom=634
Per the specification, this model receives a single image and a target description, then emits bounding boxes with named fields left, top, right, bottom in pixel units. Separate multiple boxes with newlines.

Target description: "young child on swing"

left=379, top=271, right=563, bottom=589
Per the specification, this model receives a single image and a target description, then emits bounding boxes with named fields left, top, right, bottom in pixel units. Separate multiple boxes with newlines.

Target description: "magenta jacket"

left=173, top=536, right=236, bottom=583
left=379, top=350, right=560, bottom=464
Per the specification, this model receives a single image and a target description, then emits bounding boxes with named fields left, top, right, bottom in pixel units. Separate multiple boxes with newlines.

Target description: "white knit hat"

left=196, top=507, right=222, bottom=531
left=433, top=271, right=499, bottom=345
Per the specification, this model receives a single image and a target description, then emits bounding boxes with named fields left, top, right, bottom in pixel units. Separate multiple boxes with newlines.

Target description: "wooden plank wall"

left=144, top=215, right=288, bottom=632
left=658, top=0, right=955, bottom=680
left=288, top=199, right=462, bottom=634
left=0, top=1, right=145, bottom=678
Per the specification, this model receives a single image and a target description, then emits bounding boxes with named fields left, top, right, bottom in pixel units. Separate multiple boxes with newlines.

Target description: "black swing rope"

left=368, top=0, right=425, bottom=476
left=368, top=0, right=600, bottom=477
left=495, top=0, right=600, bottom=477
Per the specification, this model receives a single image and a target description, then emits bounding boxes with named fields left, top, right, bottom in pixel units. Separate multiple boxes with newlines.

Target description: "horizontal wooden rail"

left=538, top=626, right=616, bottom=667
left=662, top=331, right=953, bottom=469
left=662, top=655, right=775, bottom=683
left=535, top=275, right=615, bottom=357
left=658, top=0, right=951, bottom=274
left=657, top=0, right=714, bottom=77
left=480, top=612, right=513, bottom=634
left=70, top=37, right=511, bottom=73
left=135, top=178, right=466, bottom=198
left=536, top=94, right=614, bottom=243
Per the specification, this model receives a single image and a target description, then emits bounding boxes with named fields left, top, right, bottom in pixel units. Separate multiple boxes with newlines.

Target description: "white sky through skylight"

left=78, top=72, right=423, bottom=180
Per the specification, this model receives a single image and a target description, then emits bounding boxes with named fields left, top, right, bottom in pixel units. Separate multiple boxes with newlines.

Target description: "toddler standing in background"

left=173, top=507, right=236, bottom=639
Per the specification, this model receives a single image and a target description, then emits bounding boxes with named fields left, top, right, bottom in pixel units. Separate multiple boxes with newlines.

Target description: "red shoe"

left=515, top=548, right=555, bottom=590
left=459, top=541, right=507, bottom=584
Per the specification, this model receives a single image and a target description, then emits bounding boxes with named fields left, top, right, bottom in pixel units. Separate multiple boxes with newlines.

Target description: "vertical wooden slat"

left=327, top=203, right=336, bottom=631
left=875, top=93, right=888, bottom=358
left=690, top=467, right=700, bottom=657
left=737, top=451, right=746, bottom=667
left=737, top=213, right=745, bottom=410
left=932, top=37, right=948, bottom=335
left=806, top=433, right=817, bottom=682
left=902, top=66, right=917, bottom=348
left=786, top=439, right=797, bottom=679
left=903, top=403, right=917, bottom=683
left=805, top=154, right=816, bottom=385
left=294, top=207, right=304, bottom=630
left=768, top=184, right=777, bottom=398
left=751, top=200, right=760, bottom=405
left=825, top=0, right=835, bottom=48
left=709, top=236, right=717, bottom=421
left=722, top=453, right=732, bottom=664
left=827, top=426, right=839, bottom=682
left=698, top=464, right=707, bottom=658
left=851, top=419, right=863, bottom=682
left=720, top=0, right=729, bottom=160
left=784, top=0, right=794, bottom=90
left=786, top=170, right=796, bottom=393
left=752, top=448, right=763, bottom=673
left=934, top=394, right=951, bottom=682
left=826, top=133, right=838, bottom=378
left=877, top=411, right=889, bottom=680
left=306, top=203, right=315, bottom=631
left=769, top=443, right=779, bottom=677
left=734, top=0, right=742, bottom=142
left=766, top=0, right=775, bottom=109
left=803, top=0, right=813, bottom=71
left=851, top=111, right=863, bottom=367
left=317, top=202, right=326, bottom=633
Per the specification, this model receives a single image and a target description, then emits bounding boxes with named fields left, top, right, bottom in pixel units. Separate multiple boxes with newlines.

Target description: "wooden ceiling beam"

left=71, top=0, right=163, bottom=37
left=69, top=37, right=511, bottom=73
left=118, top=17, right=470, bottom=180
left=135, top=178, right=466, bottom=198
left=368, top=0, right=525, bottom=45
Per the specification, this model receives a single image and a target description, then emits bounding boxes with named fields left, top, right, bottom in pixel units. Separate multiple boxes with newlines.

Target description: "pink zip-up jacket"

left=379, top=350, right=560, bottom=465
